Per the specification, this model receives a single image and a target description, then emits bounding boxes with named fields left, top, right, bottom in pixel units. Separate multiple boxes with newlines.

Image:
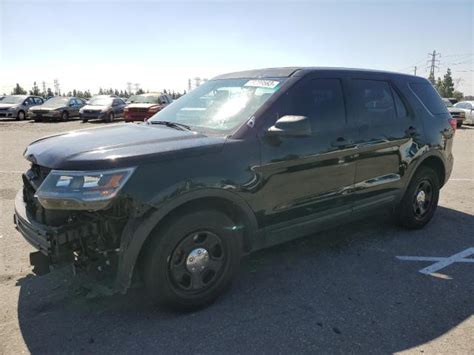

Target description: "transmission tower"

left=53, top=79, right=60, bottom=96
left=427, top=50, right=440, bottom=82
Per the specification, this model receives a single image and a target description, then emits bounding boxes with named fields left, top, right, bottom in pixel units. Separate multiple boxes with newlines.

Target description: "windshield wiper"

left=148, top=120, right=192, bottom=131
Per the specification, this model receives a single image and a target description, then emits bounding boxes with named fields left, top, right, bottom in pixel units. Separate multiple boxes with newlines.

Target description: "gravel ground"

left=0, top=118, right=473, bottom=354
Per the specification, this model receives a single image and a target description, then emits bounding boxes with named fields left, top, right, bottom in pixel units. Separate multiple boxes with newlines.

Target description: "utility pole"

left=188, top=78, right=192, bottom=92
left=134, top=83, right=140, bottom=93
left=126, top=82, right=132, bottom=94
left=414, top=66, right=417, bottom=76
left=53, top=79, right=60, bottom=96
left=427, top=50, right=440, bottom=83
left=41, top=81, right=46, bottom=95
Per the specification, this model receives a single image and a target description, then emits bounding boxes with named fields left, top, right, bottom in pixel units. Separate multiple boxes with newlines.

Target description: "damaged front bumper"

left=13, top=190, right=115, bottom=276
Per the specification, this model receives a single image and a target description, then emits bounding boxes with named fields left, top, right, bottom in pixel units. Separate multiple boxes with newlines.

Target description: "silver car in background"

left=454, top=101, right=474, bottom=125
left=0, top=95, right=44, bottom=120
left=442, top=98, right=465, bottom=128
left=79, top=97, right=126, bottom=123
left=29, top=96, right=86, bottom=122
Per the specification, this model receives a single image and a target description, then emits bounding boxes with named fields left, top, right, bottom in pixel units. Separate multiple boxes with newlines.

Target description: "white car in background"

left=454, top=101, right=474, bottom=125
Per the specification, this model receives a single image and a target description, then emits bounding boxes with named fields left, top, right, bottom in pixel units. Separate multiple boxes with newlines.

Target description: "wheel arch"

left=115, top=189, right=259, bottom=292
left=415, top=154, right=446, bottom=187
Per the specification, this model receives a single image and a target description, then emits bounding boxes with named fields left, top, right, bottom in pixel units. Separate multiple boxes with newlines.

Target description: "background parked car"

left=123, top=93, right=172, bottom=122
left=29, top=96, right=85, bottom=122
left=0, top=96, right=5, bottom=101
left=454, top=101, right=474, bottom=125
left=80, top=97, right=126, bottom=122
left=442, top=98, right=465, bottom=128
left=0, top=95, right=44, bottom=120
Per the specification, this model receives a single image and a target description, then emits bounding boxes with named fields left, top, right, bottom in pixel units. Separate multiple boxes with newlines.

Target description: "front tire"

left=397, top=167, right=440, bottom=229
left=106, top=112, right=114, bottom=122
left=61, top=111, right=69, bottom=121
left=457, top=121, right=462, bottom=128
left=17, top=111, right=25, bottom=120
left=142, top=209, right=242, bottom=310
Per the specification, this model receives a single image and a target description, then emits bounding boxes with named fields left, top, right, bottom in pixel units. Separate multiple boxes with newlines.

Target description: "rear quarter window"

left=409, top=82, right=448, bottom=115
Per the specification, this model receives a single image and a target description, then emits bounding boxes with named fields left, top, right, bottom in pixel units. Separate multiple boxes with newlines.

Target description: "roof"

left=212, top=66, right=422, bottom=80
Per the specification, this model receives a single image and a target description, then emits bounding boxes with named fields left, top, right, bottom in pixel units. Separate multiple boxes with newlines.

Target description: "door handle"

left=405, top=126, right=417, bottom=136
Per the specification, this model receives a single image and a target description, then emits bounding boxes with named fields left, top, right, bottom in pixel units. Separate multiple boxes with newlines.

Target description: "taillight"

left=448, top=118, right=457, bottom=131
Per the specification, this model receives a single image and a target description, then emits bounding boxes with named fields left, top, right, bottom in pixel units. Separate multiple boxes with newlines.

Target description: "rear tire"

left=82, top=118, right=88, bottom=123
left=456, top=121, right=462, bottom=128
left=142, top=209, right=242, bottom=310
left=396, top=167, right=440, bottom=229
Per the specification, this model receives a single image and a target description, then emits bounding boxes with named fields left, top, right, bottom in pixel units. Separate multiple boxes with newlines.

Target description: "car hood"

left=447, top=107, right=464, bottom=113
left=81, top=105, right=109, bottom=110
left=126, top=103, right=158, bottom=108
left=24, top=123, right=226, bottom=170
left=0, top=103, right=18, bottom=109
left=33, top=104, right=65, bottom=110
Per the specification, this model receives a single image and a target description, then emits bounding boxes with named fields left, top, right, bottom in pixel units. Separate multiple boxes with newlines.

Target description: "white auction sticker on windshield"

left=244, top=80, right=280, bottom=89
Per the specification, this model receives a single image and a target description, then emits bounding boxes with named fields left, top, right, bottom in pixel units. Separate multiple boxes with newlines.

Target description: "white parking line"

left=449, top=178, right=474, bottom=181
left=397, top=247, right=474, bottom=275
left=0, top=171, right=23, bottom=174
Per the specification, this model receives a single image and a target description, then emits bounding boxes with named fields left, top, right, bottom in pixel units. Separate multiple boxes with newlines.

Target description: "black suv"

left=14, top=68, right=454, bottom=309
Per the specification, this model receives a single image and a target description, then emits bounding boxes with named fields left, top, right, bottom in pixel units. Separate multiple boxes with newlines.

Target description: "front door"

left=256, top=77, right=358, bottom=243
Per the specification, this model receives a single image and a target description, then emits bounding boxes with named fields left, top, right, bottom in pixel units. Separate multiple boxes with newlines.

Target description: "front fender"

left=114, top=188, right=258, bottom=292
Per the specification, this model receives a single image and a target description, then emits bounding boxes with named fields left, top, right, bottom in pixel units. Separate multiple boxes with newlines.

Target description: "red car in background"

left=124, top=93, right=173, bottom=122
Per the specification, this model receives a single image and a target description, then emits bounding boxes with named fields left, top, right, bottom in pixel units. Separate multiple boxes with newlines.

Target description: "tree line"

left=428, top=68, right=464, bottom=101
left=7, top=82, right=187, bottom=100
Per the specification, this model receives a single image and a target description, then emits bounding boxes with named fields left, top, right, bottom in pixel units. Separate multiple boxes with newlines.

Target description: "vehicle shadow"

left=16, top=206, right=474, bottom=353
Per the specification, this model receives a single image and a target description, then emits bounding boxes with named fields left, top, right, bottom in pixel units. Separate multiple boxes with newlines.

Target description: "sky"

left=0, top=0, right=473, bottom=95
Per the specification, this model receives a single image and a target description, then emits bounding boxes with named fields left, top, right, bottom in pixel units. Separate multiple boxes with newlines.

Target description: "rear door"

left=257, top=76, right=358, bottom=241
left=347, top=77, right=419, bottom=211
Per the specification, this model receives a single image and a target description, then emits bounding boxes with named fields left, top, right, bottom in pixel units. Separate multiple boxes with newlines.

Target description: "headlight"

left=460, top=112, right=465, bottom=118
left=35, top=167, right=135, bottom=210
left=7, top=107, right=17, bottom=111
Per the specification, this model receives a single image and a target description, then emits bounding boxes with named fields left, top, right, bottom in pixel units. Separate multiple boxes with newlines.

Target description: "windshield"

left=1, top=95, right=25, bottom=104
left=88, top=97, right=113, bottom=106
left=442, top=98, right=453, bottom=107
left=44, top=97, right=68, bottom=106
left=149, top=78, right=285, bottom=133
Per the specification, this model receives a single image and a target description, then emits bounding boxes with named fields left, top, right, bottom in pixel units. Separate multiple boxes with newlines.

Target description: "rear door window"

left=392, top=88, right=408, bottom=118
left=351, top=79, right=396, bottom=122
left=409, top=82, right=448, bottom=115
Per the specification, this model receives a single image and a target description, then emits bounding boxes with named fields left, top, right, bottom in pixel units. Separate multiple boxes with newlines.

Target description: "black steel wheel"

left=412, top=179, right=434, bottom=220
left=397, top=166, right=439, bottom=229
left=142, top=209, right=242, bottom=310
left=168, top=230, right=226, bottom=294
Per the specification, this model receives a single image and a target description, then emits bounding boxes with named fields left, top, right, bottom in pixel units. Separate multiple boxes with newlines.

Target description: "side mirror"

left=267, top=115, right=312, bottom=137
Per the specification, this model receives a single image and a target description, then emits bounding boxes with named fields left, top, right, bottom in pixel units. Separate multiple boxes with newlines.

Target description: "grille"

left=450, top=112, right=461, bottom=118
left=129, top=107, right=148, bottom=113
